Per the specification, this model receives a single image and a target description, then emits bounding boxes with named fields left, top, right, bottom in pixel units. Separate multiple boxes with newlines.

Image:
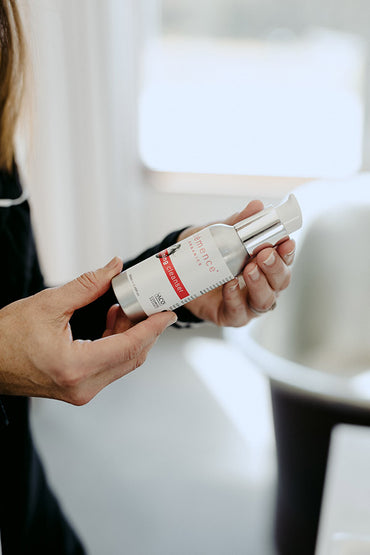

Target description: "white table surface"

left=316, top=424, right=370, bottom=555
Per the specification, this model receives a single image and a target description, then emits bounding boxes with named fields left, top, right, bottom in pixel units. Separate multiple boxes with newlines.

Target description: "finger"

left=243, top=262, right=276, bottom=314
left=276, top=238, right=296, bottom=266
left=255, top=247, right=291, bottom=292
left=72, top=310, right=178, bottom=373
left=62, top=336, right=159, bottom=405
left=96, top=337, right=158, bottom=386
left=224, top=200, right=264, bottom=226
left=111, top=306, right=133, bottom=334
left=55, top=257, right=123, bottom=316
left=219, top=279, right=249, bottom=327
left=103, top=304, right=132, bottom=337
left=76, top=338, right=159, bottom=401
left=105, top=304, right=119, bottom=331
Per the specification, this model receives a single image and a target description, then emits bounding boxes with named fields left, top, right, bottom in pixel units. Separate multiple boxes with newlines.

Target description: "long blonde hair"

left=0, top=0, right=25, bottom=172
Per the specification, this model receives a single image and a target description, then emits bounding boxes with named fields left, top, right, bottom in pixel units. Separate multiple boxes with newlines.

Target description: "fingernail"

left=166, top=314, right=178, bottom=327
left=284, top=250, right=295, bottom=265
left=263, top=252, right=275, bottom=267
left=105, top=257, right=119, bottom=270
left=248, top=265, right=260, bottom=281
left=228, top=279, right=239, bottom=292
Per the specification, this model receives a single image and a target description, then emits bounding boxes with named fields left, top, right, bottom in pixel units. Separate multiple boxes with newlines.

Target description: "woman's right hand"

left=0, top=257, right=177, bottom=405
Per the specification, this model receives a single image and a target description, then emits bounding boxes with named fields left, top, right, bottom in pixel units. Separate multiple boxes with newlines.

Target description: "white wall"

left=22, top=0, right=143, bottom=285
left=22, top=0, right=267, bottom=289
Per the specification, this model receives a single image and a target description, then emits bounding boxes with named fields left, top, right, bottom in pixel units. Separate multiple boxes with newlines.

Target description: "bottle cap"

left=275, top=194, right=303, bottom=235
left=234, top=194, right=302, bottom=256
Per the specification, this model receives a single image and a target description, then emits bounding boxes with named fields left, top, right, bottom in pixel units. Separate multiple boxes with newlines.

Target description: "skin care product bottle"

left=112, top=194, right=302, bottom=322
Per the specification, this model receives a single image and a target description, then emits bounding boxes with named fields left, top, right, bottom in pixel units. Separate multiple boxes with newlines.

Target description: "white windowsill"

left=144, top=168, right=314, bottom=198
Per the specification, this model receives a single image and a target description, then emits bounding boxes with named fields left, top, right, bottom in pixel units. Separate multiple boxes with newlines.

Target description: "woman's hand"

left=177, top=200, right=296, bottom=327
left=0, top=258, right=177, bottom=405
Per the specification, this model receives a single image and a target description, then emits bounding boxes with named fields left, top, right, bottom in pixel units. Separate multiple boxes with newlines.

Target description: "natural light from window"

left=139, top=1, right=368, bottom=181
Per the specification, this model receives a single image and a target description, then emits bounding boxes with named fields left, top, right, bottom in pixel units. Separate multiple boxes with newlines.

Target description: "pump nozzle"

left=235, top=194, right=302, bottom=256
left=275, top=194, right=302, bottom=235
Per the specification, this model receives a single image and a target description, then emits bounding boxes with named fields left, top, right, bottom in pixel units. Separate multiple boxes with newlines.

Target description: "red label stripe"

left=159, top=250, right=189, bottom=300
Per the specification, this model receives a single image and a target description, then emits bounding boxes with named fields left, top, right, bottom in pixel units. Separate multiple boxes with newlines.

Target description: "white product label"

left=127, top=227, right=234, bottom=316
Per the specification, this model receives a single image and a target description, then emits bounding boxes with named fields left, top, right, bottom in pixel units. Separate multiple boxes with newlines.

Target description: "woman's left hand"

left=177, top=200, right=296, bottom=328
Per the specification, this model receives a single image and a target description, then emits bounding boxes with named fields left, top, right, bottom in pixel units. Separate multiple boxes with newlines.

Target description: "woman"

left=0, top=1, right=296, bottom=553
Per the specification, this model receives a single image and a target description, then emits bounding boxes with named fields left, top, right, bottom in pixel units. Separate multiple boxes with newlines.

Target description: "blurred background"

left=24, top=0, right=369, bottom=284
left=19, top=1, right=370, bottom=554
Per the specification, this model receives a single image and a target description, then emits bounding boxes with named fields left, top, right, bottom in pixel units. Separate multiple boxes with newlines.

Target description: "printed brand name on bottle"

left=190, top=235, right=218, bottom=273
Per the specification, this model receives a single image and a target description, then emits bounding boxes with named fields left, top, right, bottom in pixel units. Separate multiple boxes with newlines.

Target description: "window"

left=139, top=0, right=368, bottom=193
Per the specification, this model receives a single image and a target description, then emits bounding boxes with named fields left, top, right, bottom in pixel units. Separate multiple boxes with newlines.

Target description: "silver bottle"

left=112, top=194, right=302, bottom=322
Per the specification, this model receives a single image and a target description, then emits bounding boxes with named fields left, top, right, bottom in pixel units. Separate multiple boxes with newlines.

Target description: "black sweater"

left=0, top=167, right=197, bottom=555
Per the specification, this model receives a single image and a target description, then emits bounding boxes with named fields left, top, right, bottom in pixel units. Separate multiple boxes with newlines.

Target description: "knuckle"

left=279, top=272, right=291, bottom=291
left=127, top=338, right=143, bottom=361
left=234, top=317, right=248, bottom=328
left=33, top=288, right=55, bottom=311
left=152, top=328, right=162, bottom=342
left=54, top=374, right=91, bottom=406
left=63, top=387, right=92, bottom=406
left=53, top=358, right=84, bottom=389
left=260, top=298, right=275, bottom=311
left=76, top=271, right=100, bottom=293
left=55, top=370, right=81, bottom=389
left=134, top=352, right=148, bottom=370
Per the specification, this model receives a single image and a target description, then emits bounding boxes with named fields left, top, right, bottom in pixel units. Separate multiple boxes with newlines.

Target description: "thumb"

left=55, top=257, right=123, bottom=315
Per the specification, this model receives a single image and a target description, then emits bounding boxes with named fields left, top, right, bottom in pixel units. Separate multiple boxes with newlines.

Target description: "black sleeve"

left=70, top=228, right=202, bottom=340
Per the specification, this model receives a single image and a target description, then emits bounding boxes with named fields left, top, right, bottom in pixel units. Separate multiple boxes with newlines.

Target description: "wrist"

left=177, top=225, right=203, bottom=242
